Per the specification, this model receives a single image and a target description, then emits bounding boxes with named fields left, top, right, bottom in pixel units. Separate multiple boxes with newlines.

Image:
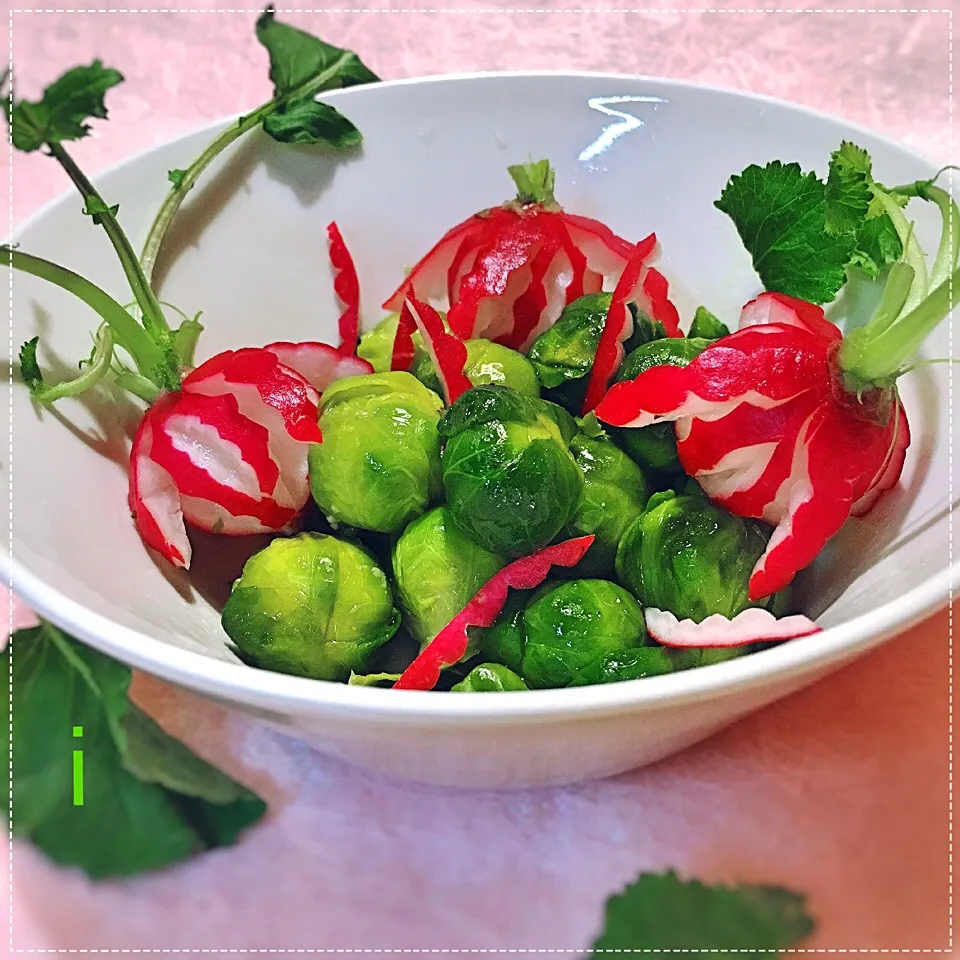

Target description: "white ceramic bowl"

left=2, top=73, right=956, bottom=789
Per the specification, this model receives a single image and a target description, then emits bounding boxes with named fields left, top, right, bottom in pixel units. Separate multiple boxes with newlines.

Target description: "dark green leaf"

left=0, top=623, right=266, bottom=878
left=715, top=160, right=854, bottom=304
left=82, top=195, right=119, bottom=225
left=849, top=213, right=903, bottom=278
left=18, top=337, right=43, bottom=393
left=824, top=140, right=872, bottom=236
left=167, top=168, right=187, bottom=189
left=589, top=870, right=814, bottom=957
left=263, top=99, right=361, bottom=147
left=8, top=61, right=123, bottom=153
left=825, top=141, right=903, bottom=277
left=255, top=7, right=379, bottom=99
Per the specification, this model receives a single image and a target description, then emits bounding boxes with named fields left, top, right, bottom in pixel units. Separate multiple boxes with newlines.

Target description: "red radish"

left=393, top=536, right=595, bottom=691
left=129, top=348, right=326, bottom=569
left=401, top=297, right=472, bottom=405
left=263, top=341, right=372, bottom=392
left=580, top=235, right=659, bottom=416
left=595, top=292, right=912, bottom=599
left=327, top=220, right=361, bottom=355
left=644, top=607, right=821, bottom=648
left=383, top=161, right=650, bottom=349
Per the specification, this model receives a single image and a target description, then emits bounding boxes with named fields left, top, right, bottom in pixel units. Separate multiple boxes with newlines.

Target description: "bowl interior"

left=2, top=73, right=956, bottom=681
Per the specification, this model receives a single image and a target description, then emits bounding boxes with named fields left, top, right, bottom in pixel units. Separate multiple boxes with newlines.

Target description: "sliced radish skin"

left=184, top=348, right=322, bottom=444
left=644, top=606, right=821, bottom=648
left=327, top=221, right=361, bottom=354
left=263, top=341, right=372, bottom=393
left=580, top=234, right=659, bottom=416
left=128, top=399, right=192, bottom=569
left=402, top=297, right=472, bottom=405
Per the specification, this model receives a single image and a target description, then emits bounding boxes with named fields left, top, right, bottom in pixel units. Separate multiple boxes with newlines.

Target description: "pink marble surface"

left=1, top=1, right=957, bottom=953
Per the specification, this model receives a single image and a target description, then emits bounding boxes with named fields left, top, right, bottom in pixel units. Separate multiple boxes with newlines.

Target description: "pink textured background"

left=1, top=1, right=956, bottom=952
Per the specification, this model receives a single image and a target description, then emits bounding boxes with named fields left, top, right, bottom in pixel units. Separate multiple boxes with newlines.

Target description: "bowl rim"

left=3, top=69, right=957, bottom=723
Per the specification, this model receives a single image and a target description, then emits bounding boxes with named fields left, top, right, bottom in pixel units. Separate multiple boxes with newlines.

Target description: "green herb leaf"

left=824, top=141, right=903, bottom=278
left=0, top=623, right=266, bottom=878
left=688, top=306, right=730, bottom=340
left=7, top=61, right=123, bottom=153
left=589, top=870, right=815, bottom=957
left=82, top=195, right=120, bottom=225
left=715, top=160, right=855, bottom=304
left=262, top=99, right=362, bottom=147
left=18, top=337, right=43, bottom=393
left=255, top=7, right=379, bottom=99
left=167, top=168, right=187, bottom=189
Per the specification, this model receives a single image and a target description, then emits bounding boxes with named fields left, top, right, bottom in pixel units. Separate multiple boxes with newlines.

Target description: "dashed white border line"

left=7, top=4, right=13, bottom=959
left=4, top=5, right=956, bottom=955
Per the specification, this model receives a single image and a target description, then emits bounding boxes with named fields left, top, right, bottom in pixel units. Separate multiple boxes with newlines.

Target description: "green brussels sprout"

left=611, top=337, right=712, bottom=476
left=615, top=491, right=773, bottom=622
left=309, top=372, right=444, bottom=533
left=667, top=647, right=745, bottom=672
left=451, top=663, right=529, bottom=692
left=356, top=313, right=427, bottom=373
left=688, top=305, right=730, bottom=340
left=520, top=579, right=656, bottom=688
left=439, top=385, right=584, bottom=557
left=527, top=294, right=663, bottom=413
left=221, top=533, right=400, bottom=681
left=475, top=589, right=529, bottom=673
left=560, top=431, right=651, bottom=577
left=392, top=506, right=506, bottom=649
left=411, top=338, right=541, bottom=399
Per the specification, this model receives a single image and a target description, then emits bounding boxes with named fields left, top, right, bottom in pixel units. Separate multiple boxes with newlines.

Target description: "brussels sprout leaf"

left=1, top=622, right=266, bottom=878
left=5, top=60, right=123, bottom=152
left=688, top=306, right=730, bottom=340
left=589, top=870, right=814, bottom=956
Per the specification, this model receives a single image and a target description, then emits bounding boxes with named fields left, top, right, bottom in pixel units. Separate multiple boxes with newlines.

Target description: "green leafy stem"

left=140, top=48, right=370, bottom=282
left=839, top=170, right=960, bottom=390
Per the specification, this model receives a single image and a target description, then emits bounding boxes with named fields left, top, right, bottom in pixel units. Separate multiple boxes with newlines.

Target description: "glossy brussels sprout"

left=528, top=294, right=662, bottom=412
left=356, top=313, right=426, bottom=373
left=221, top=533, right=400, bottom=681
left=615, top=491, right=773, bottom=622
left=392, top=506, right=506, bottom=648
left=611, top=337, right=712, bottom=476
left=439, top=385, right=584, bottom=556
left=411, top=339, right=540, bottom=398
left=560, top=427, right=650, bottom=577
left=309, top=372, right=444, bottom=533
left=520, top=579, right=668, bottom=688
left=451, top=663, right=529, bottom=691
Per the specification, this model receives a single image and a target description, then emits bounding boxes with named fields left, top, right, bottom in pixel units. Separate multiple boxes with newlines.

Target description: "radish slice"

left=382, top=215, right=485, bottom=311
left=263, top=341, right=372, bottom=393
left=129, top=397, right=192, bottom=569
left=394, top=536, right=595, bottom=691
left=580, top=234, right=658, bottom=416
left=327, top=221, right=361, bottom=354
left=639, top=267, right=682, bottom=338
left=402, top=297, right=472, bottom=405
left=644, top=606, right=821, bottom=647
left=390, top=307, right=419, bottom=371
